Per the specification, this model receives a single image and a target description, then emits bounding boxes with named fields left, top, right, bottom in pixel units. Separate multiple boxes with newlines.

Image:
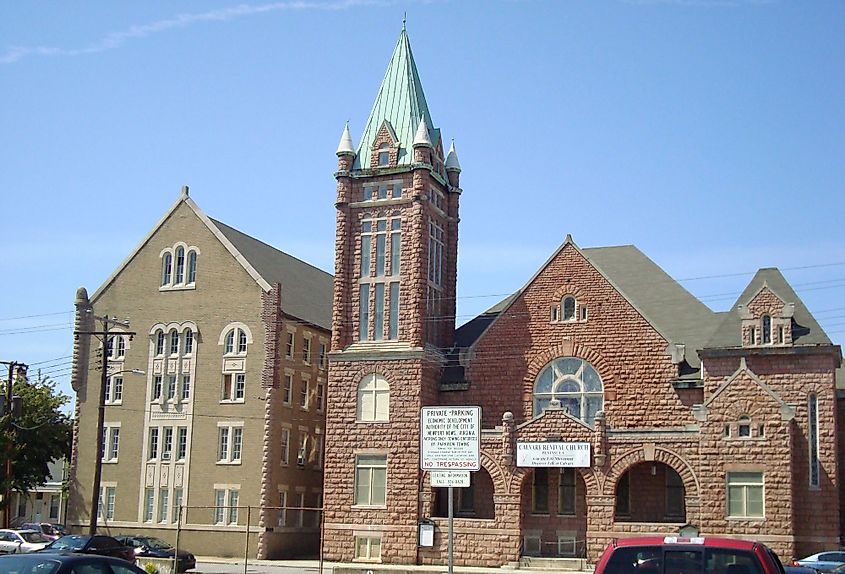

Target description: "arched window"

left=184, top=329, right=194, bottom=355
left=357, top=374, right=389, bottom=422
left=155, top=330, right=165, bottom=356
left=116, top=335, right=126, bottom=358
left=762, top=315, right=771, bottom=345
left=533, top=357, right=603, bottom=425
left=562, top=297, right=576, bottom=321
left=377, top=143, right=390, bottom=167
left=187, top=251, right=197, bottom=283
left=161, top=253, right=172, bottom=286
left=175, top=247, right=185, bottom=284
left=238, top=329, right=248, bottom=354
left=224, top=330, right=235, bottom=355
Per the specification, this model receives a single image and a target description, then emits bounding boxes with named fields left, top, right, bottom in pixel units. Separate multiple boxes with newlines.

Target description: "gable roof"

left=455, top=242, right=720, bottom=369
left=353, top=27, right=440, bottom=170
left=706, top=267, right=831, bottom=348
left=90, top=189, right=333, bottom=331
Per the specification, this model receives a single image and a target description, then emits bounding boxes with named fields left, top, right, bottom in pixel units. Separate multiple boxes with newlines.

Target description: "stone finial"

left=75, top=287, right=89, bottom=305
left=413, top=116, right=432, bottom=148
left=445, top=139, right=461, bottom=172
left=181, top=185, right=189, bottom=198
left=336, top=122, right=356, bottom=156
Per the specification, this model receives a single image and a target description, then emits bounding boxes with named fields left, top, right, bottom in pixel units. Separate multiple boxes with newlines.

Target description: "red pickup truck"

left=594, top=536, right=786, bottom=574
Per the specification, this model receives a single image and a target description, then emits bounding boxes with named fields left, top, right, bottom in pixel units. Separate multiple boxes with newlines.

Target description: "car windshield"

left=20, top=531, right=49, bottom=543
left=143, top=537, right=173, bottom=549
left=48, top=535, right=88, bottom=550
left=0, top=555, right=61, bottom=574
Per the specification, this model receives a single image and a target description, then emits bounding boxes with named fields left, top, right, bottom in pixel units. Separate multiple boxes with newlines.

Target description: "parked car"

left=40, top=535, right=136, bottom=564
left=0, top=551, right=146, bottom=573
left=115, top=535, right=196, bottom=572
left=594, top=536, right=786, bottom=574
left=19, top=522, right=68, bottom=541
left=796, top=553, right=845, bottom=573
left=0, top=529, right=51, bottom=554
left=786, top=567, right=821, bottom=574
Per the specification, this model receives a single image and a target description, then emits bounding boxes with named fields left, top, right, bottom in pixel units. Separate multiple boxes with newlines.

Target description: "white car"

left=0, top=529, right=51, bottom=553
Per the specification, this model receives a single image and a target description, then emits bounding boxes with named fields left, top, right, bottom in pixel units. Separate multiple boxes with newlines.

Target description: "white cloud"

left=1, top=0, right=393, bottom=65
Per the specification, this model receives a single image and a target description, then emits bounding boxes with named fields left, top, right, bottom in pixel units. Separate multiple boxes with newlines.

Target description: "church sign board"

left=420, top=406, right=481, bottom=471
left=516, top=442, right=591, bottom=467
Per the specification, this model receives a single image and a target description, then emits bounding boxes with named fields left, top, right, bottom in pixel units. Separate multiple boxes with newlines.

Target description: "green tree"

left=0, top=369, right=72, bottom=499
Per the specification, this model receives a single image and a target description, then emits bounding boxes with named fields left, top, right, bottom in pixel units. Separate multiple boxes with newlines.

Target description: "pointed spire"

left=336, top=122, right=356, bottom=156
left=354, top=27, right=438, bottom=169
left=413, top=116, right=432, bottom=147
left=445, top=139, right=461, bottom=172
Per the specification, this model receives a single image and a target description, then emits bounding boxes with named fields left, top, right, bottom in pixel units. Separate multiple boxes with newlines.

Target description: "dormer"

left=739, top=284, right=794, bottom=347
left=370, top=120, right=400, bottom=169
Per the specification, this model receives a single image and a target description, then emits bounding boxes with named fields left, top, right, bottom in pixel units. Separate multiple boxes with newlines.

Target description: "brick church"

left=322, top=27, right=842, bottom=566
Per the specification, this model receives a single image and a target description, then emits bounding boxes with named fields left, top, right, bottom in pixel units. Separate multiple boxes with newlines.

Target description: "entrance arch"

left=518, top=468, right=590, bottom=557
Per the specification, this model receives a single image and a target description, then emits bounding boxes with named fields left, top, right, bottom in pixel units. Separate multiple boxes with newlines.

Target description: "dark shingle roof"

left=210, top=218, right=333, bottom=331
left=705, top=267, right=831, bottom=348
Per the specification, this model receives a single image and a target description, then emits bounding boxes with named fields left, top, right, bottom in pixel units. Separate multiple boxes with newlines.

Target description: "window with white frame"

left=143, top=488, right=155, bottom=522
left=303, top=337, right=311, bottom=364
left=101, top=425, right=120, bottom=462
left=152, top=376, right=163, bottom=402
left=357, top=374, right=389, bottom=422
left=172, top=488, right=183, bottom=524
left=377, top=142, right=390, bottom=167
left=181, top=375, right=191, bottom=401
left=98, top=485, right=116, bottom=520
left=221, top=373, right=246, bottom=402
left=213, top=487, right=240, bottom=525
left=162, top=427, right=173, bottom=460
left=727, top=472, right=764, bottom=518
left=166, top=375, right=177, bottom=401
left=314, top=435, right=323, bottom=469
left=224, top=328, right=249, bottom=356
left=217, top=424, right=243, bottom=464
left=148, top=427, right=159, bottom=460
left=106, top=334, right=127, bottom=360
left=738, top=415, right=751, bottom=438
left=155, top=330, right=165, bottom=356
left=160, top=243, right=199, bottom=289
left=280, top=428, right=290, bottom=465
left=184, top=329, right=194, bottom=355
left=177, top=427, right=188, bottom=461
left=158, top=488, right=169, bottom=523
left=297, top=492, right=306, bottom=527
left=533, top=357, right=603, bottom=425
left=319, top=342, right=328, bottom=369
left=105, top=376, right=123, bottom=405
left=354, top=454, right=387, bottom=506
left=277, top=490, right=288, bottom=527
left=297, top=433, right=308, bottom=466
left=286, top=331, right=295, bottom=358
left=283, top=374, right=293, bottom=404
left=169, top=330, right=180, bottom=356
left=316, top=382, right=325, bottom=412
left=299, top=379, right=309, bottom=410
left=355, top=535, right=382, bottom=561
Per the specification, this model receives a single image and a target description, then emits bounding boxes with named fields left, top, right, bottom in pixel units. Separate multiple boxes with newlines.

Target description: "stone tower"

left=323, top=26, right=462, bottom=563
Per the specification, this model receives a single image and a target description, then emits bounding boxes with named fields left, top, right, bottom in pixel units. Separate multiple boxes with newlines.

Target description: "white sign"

left=420, top=406, right=481, bottom=470
left=431, top=471, right=470, bottom=488
left=516, top=442, right=591, bottom=467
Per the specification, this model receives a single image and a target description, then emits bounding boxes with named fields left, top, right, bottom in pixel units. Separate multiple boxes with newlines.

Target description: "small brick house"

left=322, top=28, right=843, bottom=566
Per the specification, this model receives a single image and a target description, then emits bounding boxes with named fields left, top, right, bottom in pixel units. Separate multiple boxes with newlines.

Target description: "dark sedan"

left=40, top=535, right=136, bottom=564
left=115, top=535, right=196, bottom=572
left=0, top=551, right=146, bottom=573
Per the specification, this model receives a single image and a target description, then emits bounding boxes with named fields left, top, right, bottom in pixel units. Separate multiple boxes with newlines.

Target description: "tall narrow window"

left=615, top=472, right=630, bottom=516
left=184, top=330, right=194, bottom=354
left=374, top=283, right=385, bottom=340
left=354, top=454, right=387, bottom=505
left=559, top=468, right=575, bottom=515
left=170, top=330, right=179, bottom=355
left=152, top=376, right=162, bottom=401
left=175, top=247, right=185, bottom=283
left=187, top=251, right=197, bottom=283
left=214, top=490, right=226, bottom=524
left=666, top=468, right=684, bottom=517
left=228, top=490, right=239, bottom=525
left=281, top=428, right=290, bottom=464
left=148, top=428, right=159, bottom=460
left=359, top=285, right=370, bottom=341
left=156, top=331, right=165, bottom=356
left=218, top=428, right=229, bottom=462
left=809, top=393, right=819, bottom=487
left=428, top=219, right=444, bottom=287
left=172, top=488, right=183, bottom=523
left=181, top=375, right=191, bottom=401
left=238, top=330, right=248, bottom=354
left=388, top=282, right=399, bottom=340
left=158, top=488, right=169, bottom=522
left=532, top=468, right=549, bottom=514
left=762, top=315, right=772, bottom=344
left=163, top=427, right=173, bottom=459
left=177, top=427, right=188, bottom=460
left=749, top=326, right=757, bottom=345
left=224, top=330, right=235, bottom=354
left=377, top=143, right=389, bottom=167
left=390, top=219, right=401, bottom=275
left=116, top=336, right=125, bottom=357
left=563, top=297, right=576, bottom=321
left=162, top=254, right=172, bottom=286
left=144, top=489, right=155, bottom=522
left=360, top=222, right=372, bottom=277
left=375, top=220, right=387, bottom=276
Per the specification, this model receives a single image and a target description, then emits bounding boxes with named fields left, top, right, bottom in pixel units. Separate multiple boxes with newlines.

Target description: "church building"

left=322, top=27, right=842, bottom=566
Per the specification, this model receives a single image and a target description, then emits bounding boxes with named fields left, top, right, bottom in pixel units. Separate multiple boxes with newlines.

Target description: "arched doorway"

left=614, top=461, right=685, bottom=523
left=519, top=468, right=588, bottom=558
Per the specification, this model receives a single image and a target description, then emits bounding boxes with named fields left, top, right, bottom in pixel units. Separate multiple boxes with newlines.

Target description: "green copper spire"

left=354, top=27, right=440, bottom=169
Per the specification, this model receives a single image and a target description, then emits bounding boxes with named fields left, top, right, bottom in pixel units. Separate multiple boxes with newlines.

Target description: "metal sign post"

left=419, top=406, right=481, bottom=574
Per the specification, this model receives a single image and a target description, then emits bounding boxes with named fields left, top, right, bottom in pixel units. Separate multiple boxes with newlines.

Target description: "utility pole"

left=1, top=360, right=27, bottom=529
left=75, top=315, right=134, bottom=535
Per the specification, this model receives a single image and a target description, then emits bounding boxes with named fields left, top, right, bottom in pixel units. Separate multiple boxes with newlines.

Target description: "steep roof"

left=353, top=27, right=439, bottom=169
left=90, top=189, right=333, bottom=331
left=210, top=218, right=333, bottom=330
left=706, top=267, right=831, bottom=348
left=455, top=244, right=721, bottom=369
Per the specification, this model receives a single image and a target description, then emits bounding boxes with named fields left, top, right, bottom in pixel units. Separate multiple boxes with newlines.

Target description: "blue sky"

left=2, top=0, right=843, bottom=402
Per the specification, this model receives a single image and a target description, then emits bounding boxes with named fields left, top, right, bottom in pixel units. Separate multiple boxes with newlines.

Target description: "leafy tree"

left=0, top=369, right=72, bottom=500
